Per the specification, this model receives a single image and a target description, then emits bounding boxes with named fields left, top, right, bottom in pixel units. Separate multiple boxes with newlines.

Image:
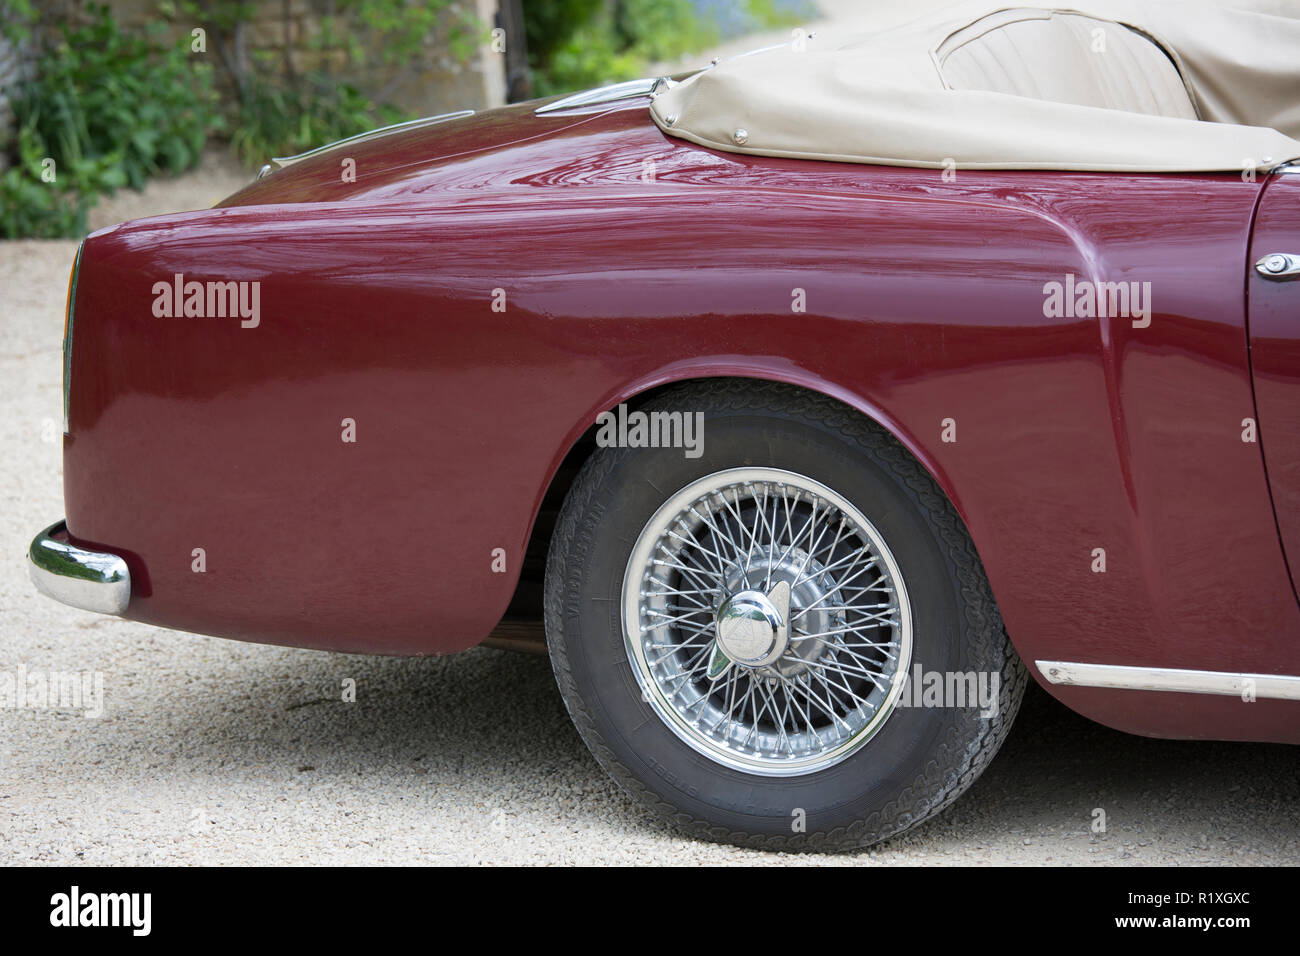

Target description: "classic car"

left=27, top=0, right=1300, bottom=850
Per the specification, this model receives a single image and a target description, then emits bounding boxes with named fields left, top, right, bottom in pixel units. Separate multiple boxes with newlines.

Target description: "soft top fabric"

left=649, top=1, right=1300, bottom=172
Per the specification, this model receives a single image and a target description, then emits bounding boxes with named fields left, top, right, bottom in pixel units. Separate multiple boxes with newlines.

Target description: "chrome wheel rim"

left=622, top=467, right=913, bottom=776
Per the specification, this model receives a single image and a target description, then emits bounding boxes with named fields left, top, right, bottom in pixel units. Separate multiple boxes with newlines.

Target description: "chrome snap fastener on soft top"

left=732, top=128, right=749, bottom=145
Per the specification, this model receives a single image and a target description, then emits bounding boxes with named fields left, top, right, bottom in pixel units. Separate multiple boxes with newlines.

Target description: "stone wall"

left=110, top=0, right=506, bottom=117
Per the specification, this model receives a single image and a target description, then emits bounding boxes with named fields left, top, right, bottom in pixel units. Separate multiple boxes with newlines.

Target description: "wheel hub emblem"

left=712, top=580, right=791, bottom=671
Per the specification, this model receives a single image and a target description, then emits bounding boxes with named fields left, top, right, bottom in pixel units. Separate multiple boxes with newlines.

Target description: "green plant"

left=228, top=73, right=405, bottom=167
left=0, top=124, right=90, bottom=237
left=527, top=0, right=721, bottom=98
left=40, top=5, right=217, bottom=188
left=1, top=2, right=221, bottom=238
left=175, top=0, right=480, bottom=167
left=613, top=0, right=719, bottom=64
left=526, top=0, right=809, bottom=97
left=534, top=20, right=644, bottom=97
left=0, top=0, right=36, bottom=43
left=523, top=0, right=605, bottom=69
left=743, top=0, right=815, bottom=30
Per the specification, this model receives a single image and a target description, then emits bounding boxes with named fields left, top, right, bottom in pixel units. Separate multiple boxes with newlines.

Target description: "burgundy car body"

left=53, top=96, right=1300, bottom=743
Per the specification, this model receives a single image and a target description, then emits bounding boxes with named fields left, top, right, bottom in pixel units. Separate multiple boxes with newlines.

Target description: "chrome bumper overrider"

left=27, top=520, right=130, bottom=615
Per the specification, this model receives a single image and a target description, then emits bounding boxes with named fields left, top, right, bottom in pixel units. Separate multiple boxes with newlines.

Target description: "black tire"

left=544, top=380, right=1026, bottom=850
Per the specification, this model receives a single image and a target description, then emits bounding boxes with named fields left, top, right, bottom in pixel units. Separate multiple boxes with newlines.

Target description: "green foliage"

left=0, top=125, right=90, bottom=237
left=0, top=0, right=37, bottom=44
left=743, top=0, right=813, bottom=30
left=523, top=0, right=605, bottom=68
left=535, top=20, right=646, bottom=97
left=174, top=0, right=480, bottom=167
left=529, top=0, right=715, bottom=97
left=1, top=2, right=221, bottom=238
left=528, top=0, right=790, bottom=97
left=326, top=0, right=481, bottom=68
left=229, top=73, right=405, bottom=168
left=613, top=0, right=719, bottom=64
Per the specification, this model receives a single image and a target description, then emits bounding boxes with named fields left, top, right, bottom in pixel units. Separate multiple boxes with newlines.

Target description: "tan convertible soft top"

left=650, top=0, right=1300, bottom=172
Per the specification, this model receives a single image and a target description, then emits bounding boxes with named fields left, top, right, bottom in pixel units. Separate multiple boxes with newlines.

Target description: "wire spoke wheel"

left=622, top=466, right=913, bottom=775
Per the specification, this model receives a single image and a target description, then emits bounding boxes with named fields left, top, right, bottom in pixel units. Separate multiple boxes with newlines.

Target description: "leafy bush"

left=0, top=124, right=95, bottom=238
left=534, top=21, right=647, bottom=98
left=523, top=0, right=605, bottom=70
left=526, top=0, right=808, bottom=97
left=229, top=73, right=406, bottom=168
left=613, top=0, right=720, bottom=64
left=177, top=0, right=478, bottom=167
left=0, top=2, right=221, bottom=238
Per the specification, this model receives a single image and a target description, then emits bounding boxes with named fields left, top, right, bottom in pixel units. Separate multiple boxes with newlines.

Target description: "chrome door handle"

left=1256, top=253, right=1300, bottom=280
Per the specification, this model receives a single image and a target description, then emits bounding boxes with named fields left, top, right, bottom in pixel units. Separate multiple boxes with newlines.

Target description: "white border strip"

left=1036, top=661, right=1300, bottom=700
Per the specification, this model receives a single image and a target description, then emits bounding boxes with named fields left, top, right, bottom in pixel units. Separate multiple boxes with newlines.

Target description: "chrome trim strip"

left=264, top=109, right=475, bottom=171
left=1036, top=660, right=1300, bottom=700
left=28, top=521, right=130, bottom=616
left=535, top=77, right=665, bottom=114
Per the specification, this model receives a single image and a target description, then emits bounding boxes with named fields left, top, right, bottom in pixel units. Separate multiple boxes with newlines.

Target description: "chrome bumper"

left=28, top=520, right=130, bottom=615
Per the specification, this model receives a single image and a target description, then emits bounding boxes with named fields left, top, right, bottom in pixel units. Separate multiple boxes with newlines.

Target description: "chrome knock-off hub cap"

left=622, top=467, right=914, bottom=776
left=714, top=582, right=789, bottom=668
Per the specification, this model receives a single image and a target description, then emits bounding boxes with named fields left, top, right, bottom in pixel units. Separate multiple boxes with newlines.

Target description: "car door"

left=1248, top=165, right=1300, bottom=598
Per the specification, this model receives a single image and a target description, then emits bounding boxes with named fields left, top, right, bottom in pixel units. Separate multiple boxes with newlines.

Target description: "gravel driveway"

left=2, top=146, right=1297, bottom=866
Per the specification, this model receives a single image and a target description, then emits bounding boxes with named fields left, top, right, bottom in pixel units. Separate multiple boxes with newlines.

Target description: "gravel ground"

left=2, top=131, right=1298, bottom=868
